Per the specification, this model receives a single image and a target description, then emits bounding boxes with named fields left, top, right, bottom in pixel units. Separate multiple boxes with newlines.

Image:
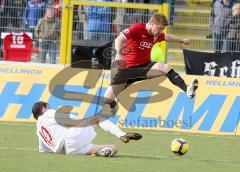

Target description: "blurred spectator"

left=0, top=0, right=4, bottom=31
left=210, top=0, right=234, bottom=53
left=0, top=0, right=27, bottom=57
left=71, top=5, right=81, bottom=41
left=0, top=0, right=28, bottom=29
left=52, top=0, right=62, bottom=19
left=1, top=0, right=27, bottom=28
left=23, top=0, right=46, bottom=29
left=79, top=6, right=89, bottom=40
left=0, top=0, right=5, bottom=59
left=0, top=0, right=3, bottom=12
left=2, top=0, right=13, bottom=27
left=226, top=3, right=240, bottom=52
left=44, top=0, right=62, bottom=19
left=0, top=0, right=14, bottom=28
left=73, top=6, right=80, bottom=31
left=207, top=0, right=219, bottom=39
left=114, top=0, right=127, bottom=33
left=73, top=5, right=89, bottom=40
left=15, top=1, right=28, bottom=28
left=144, top=0, right=175, bottom=24
left=114, top=0, right=144, bottom=33
left=35, top=7, right=60, bottom=63
left=87, top=0, right=112, bottom=41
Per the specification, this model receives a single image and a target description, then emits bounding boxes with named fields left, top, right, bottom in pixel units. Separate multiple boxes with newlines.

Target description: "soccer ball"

left=170, top=138, right=189, bottom=156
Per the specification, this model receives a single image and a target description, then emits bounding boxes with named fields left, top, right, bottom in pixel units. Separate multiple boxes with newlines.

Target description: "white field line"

left=0, top=146, right=36, bottom=151
left=0, top=146, right=240, bottom=164
left=0, top=122, right=35, bottom=127
left=122, top=153, right=240, bottom=164
left=0, top=122, right=240, bottom=139
left=139, top=130, right=240, bottom=139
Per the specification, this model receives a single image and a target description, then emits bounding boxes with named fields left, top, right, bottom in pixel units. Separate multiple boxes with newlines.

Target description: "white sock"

left=99, top=120, right=126, bottom=138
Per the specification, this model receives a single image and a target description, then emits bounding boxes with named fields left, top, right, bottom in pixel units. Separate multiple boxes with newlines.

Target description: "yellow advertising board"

left=0, top=62, right=240, bottom=135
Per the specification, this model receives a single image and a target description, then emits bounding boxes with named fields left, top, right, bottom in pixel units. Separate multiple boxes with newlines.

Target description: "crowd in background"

left=0, top=0, right=165, bottom=63
left=0, top=0, right=62, bottom=63
left=73, top=0, right=165, bottom=41
left=210, top=0, right=240, bottom=53
left=0, top=0, right=240, bottom=64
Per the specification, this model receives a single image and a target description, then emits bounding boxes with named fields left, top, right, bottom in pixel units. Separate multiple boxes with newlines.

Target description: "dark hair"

left=32, top=101, right=48, bottom=120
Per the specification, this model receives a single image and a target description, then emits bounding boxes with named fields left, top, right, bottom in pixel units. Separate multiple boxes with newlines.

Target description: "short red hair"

left=149, top=13, right=168, bottom=26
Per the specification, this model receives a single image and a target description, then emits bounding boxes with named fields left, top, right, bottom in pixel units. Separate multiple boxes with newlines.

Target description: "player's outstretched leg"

left=186, top=79, right=198, bottom=98
left=165, top=68, right=198, bottom=99
left=120, top=133, right=142, bottom=143
left=147, top=64, right=192, bottom=96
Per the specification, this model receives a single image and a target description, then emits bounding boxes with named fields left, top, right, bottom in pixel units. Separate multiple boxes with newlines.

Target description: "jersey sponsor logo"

left=139, top=41, right=153, bottom=49
left=39, top=126, right=53, bottom=147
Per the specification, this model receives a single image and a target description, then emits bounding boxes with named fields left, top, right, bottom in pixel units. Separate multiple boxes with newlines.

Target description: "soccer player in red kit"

left=103, top=13, right=198, bottom=115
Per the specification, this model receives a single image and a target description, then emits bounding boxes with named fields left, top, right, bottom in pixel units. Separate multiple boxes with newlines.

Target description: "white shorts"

left=64, top=126, right=97, bottom=155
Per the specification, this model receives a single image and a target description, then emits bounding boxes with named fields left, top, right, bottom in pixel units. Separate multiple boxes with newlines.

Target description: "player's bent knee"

left=153, top=63, right=172, bottom=74
left=162, top=63, right=172, bottom=73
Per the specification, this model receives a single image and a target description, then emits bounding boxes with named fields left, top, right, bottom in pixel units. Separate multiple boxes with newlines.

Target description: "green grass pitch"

left=0, top=121, right=240, bottom=172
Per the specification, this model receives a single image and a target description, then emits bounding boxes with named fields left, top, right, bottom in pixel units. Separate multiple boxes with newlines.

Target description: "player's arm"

left=114, top=33, right=127, bottom=69
left=165, top=34, right=191, bottom=46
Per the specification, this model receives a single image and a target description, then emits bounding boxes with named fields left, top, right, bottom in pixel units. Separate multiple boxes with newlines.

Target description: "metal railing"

left=0, top=1, right=168, bottom=66
left=167, top=3, right=240, bottom=72
left=60, top=0, right=167, bottom=65
left=1, top=1, right=239, bottom=73
left=0, top=1, right=62, bottom=64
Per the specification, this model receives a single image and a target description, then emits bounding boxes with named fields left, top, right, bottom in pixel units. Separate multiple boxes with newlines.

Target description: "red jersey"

left=3, top=32, right=32, bottom=62
left=121, top=23, right=165, bottom=68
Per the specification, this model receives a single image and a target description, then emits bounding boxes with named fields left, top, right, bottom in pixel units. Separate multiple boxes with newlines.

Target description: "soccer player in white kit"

left=32, top=101, right=142, bottom=157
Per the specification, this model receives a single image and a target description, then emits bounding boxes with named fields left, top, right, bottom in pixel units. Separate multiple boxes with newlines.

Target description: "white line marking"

left=0, top=146, right=36, bottom=151
left=0, top=122, right=35, bottom=127
left=140, top=130, right=240, bottom=139
left=1, top=122, right=240, bottom=139
left=0, top=146, right=239, bottom=164
left=139, top=130, right=240, bottom=139
left=117, top=153, right=240, bottom=164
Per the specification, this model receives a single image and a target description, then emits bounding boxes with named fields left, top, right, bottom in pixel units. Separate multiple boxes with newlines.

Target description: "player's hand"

left=113, top=57, right=127, bottom=69
left=181, top=39, right=191, bottom=46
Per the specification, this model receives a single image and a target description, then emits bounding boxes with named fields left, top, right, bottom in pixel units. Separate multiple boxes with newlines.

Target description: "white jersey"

left=37, top=109, right=97, bottom=154
left=37, top=109, right=68, bottom=153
